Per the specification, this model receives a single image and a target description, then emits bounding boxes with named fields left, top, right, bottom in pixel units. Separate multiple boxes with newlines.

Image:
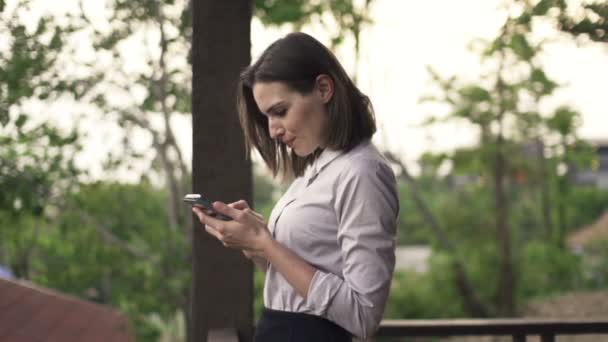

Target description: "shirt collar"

left=311, top=147, right=343, bottom=176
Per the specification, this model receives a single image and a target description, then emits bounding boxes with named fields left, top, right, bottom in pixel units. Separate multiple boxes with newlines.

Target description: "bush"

left=518, top=241, right=584, bottom=302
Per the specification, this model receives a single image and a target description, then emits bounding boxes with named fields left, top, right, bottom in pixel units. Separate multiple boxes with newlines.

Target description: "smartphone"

left=183, top=194, right=233, bottom=221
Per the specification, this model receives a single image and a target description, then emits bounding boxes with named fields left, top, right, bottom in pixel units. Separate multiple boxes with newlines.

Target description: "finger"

left=193, top=206, right=211, bottom=223
left=251, top=210, right=264, bottom=220
left=228, top=201, right=264, bottom=220
left=205, top=225, right=223, bottom=240
left=228, top=199, right=250, bottom=210
left=213, top=201, right=241, bottom=220
left=193, top=207, right=226, bottom=231
left=193, top=204, right=216, bottom=216
left=192, top=206, right=204, bottom=221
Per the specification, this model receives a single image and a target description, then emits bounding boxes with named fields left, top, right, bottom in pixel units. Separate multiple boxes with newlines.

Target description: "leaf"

left=0, top=109, right=8, bottom=127
left=49, top=27, right=63, bottom=50
left=546, top=106, right=580, bottom=136
left=510, top=33, right=535, bottom=60
left=517, top=12, right=532, bottom=25
left=532, top=0, right=554, bottom=16
left=15, top=114, right=28, bottom=128
left=459, top=86, right=491, bottom=103
left=530, top=68, right=557, bottom=95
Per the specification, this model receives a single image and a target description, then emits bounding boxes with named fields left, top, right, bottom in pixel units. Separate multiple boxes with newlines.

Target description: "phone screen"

left=183, top=194, right=232, bottom=221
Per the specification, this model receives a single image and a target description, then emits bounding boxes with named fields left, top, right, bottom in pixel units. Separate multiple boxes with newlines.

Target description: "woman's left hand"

left=192, top=201, right=272, bottom=256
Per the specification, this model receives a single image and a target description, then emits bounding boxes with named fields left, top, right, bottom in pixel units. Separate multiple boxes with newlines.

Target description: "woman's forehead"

left=252, top=82, right=293, bottom=112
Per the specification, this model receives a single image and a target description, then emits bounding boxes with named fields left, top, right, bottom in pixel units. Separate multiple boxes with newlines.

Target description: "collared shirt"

left=264, top=139, right=399, bottom=338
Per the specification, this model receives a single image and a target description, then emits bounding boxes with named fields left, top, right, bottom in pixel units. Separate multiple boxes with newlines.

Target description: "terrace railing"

left=207, top=318, right=608, bottom=341
left=374, top=318, right=608, bottom=341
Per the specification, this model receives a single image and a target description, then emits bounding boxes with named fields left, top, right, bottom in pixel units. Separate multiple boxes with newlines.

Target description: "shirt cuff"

left=305, top=269, right=342, bottom=315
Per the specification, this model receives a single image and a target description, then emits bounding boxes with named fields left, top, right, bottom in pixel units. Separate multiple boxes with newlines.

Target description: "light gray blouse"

left=264, top=139, right=399, bottom=338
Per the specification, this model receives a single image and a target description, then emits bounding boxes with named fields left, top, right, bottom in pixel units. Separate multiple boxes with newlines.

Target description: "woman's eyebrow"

left=263, top=101, right=286, bottom=115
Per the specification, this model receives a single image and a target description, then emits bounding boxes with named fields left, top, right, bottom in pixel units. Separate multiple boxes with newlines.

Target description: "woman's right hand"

left=227, top=199, right=251, bottom=211
left=227, top=200, right=264, bottom=260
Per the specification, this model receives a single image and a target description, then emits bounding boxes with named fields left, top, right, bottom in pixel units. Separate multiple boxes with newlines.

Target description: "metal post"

left=513, top=334, right=526, bottom=342
left=540, top=334, right=555, bottom=342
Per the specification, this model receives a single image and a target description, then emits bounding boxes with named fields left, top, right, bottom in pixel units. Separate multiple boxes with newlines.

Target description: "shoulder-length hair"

left=237, top=32, right=376, bottom=180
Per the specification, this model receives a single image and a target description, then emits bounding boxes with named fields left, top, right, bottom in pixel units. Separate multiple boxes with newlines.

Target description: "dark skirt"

left=254, top=307, right=352, bottom=342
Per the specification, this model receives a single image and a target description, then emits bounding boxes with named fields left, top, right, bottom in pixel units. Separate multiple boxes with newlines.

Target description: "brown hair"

left=237, top=32, right=376, bottom=180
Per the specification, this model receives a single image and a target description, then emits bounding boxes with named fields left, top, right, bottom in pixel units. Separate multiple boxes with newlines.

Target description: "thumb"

left=228, top=199, right=250, bottom=210
left=213, top=201, right=241, bottom=219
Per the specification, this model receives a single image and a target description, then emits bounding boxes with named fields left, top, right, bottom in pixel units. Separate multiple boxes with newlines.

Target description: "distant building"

left=395, top=245, right=432, bottom=273
left=572, top=139, right=608, bottom=189
left=443, top=139, right=608, bottom=190
left=0, top=278, right=134, bottom=341
left=567, top=211, right=608, bottom=252
left=447, top=174, right=482, bottom=189
left=0, top=265, right=14, bottom=279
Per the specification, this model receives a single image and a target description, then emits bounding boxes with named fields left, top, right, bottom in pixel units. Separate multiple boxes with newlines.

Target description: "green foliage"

left=386, top=250, right=500, bottom=319
left=386, top=266, right=465, bottom=319
left=582, top=240, right=608, bottom=289
left=528, top=67, right=557, bottom=96
left=386, top=239, right=589, bottom=318
left=513, top=0, right=606, bottom=43
left=0, top=0, right=84, bottom=281
left=0, top=181, right=178, bottom=341
left=253, top=269, right=265, bottom=322
left=559, top=2, right=608, bottom=42
left=509, top=33, right=535, bottom=60
left=33, top=182, right=186, bottom=341
left=565, top=187, right=608, bottom=232
left=518, top=241, right=583, bottom=300
left=255, top=0, right=313, bottom=25
left=405, top=1, right=604, bottom=313
left=253, top=170, right=280, bottom=218
left=546, top=106, right=580, bottom=136
left=0, top=1, right=90, bottom=112
left=255, top=0, right=374, bottom=48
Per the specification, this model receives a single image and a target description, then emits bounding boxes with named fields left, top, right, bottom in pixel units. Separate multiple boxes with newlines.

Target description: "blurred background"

left=1, top=0, right=607, bottom=341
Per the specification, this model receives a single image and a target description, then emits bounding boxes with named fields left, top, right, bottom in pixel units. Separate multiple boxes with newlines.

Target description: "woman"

left=192, top=32, right=399, bottom=341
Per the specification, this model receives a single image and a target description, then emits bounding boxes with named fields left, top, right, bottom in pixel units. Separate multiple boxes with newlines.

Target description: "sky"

left=13, top=0, right=608, bottom=181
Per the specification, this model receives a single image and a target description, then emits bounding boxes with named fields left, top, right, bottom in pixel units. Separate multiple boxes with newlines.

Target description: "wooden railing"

left=208, top=328, right=239, bottom=342
left=374, top=318, right=608, bottom=341
left=207, top=319, right=608, bottom=341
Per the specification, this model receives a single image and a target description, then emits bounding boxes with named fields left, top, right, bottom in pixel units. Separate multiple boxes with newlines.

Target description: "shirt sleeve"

left=305, top=158, right=399, bottom=338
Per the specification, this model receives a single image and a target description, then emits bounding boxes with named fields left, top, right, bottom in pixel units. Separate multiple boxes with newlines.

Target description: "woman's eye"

left=274, top=109, right=286, bottom=117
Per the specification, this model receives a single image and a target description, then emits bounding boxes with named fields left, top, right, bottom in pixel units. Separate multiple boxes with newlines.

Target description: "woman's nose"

left=269, top=117, right=284, bottom=139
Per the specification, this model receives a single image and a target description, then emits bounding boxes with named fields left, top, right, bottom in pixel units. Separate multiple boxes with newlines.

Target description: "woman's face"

left=253, top=78, right=332, bottom=157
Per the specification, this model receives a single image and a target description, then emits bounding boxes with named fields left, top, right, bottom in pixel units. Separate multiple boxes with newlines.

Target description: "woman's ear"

left=315, top=74, right=334, bottom=104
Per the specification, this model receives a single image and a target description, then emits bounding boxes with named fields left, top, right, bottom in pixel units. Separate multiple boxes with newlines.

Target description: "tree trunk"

left=556, top=136, right=569, bottom=249
left=494, top=131, right=515, bottom=316
left=495, top=71, right=515, bottom=315
left=191, top=1, right=253, bottom=342
left=535, top=138, right=554, bottom=240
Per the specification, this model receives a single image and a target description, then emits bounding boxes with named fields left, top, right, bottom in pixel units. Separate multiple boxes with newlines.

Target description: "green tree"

left=418, top=2, right=592, bottom=315
left=554, top=0, right=607, bottom=42
left=0, top=0, right=87, bottom=278
left=36, top=182, right=183, bottom=340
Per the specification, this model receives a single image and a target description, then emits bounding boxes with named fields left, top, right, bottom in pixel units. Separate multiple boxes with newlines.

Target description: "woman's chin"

left=292, top=146, right=314, bottom=157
